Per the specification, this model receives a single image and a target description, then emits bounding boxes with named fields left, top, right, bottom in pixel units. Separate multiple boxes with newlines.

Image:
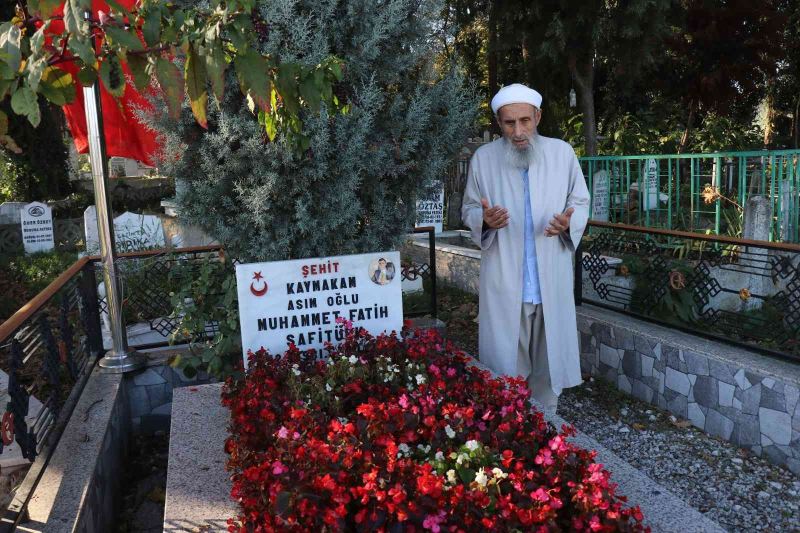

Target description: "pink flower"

left=399, top=394, right=410, bottom=409
left=277, top=426, right=289, bottom=439
left=531, top=488, right=550, bottom=502
left=272, top=461, right=288, bottom=475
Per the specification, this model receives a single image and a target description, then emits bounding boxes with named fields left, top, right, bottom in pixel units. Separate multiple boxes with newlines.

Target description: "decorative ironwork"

left=580, top=224, right=800, bottom=359
left=59, top=293, right=79, bottom=380
left=5, top=340, right=36, bottom=460
left=401, top=262, right=430, bottom=281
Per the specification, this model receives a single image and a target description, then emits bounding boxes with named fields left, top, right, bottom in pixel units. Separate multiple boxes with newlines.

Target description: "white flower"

left=447, top=469, right=457, bottom=484
left=445, top=425, right=456, bottom=439
left=291, top=363, right=301, bottom=376
left=455, top=452, right=469, bottom=466
left=398, top=443, right=410, bottom=455
left=474, top=468, right=488, bottom=487
left=465, top=439, right=480, bottom=452
left=415, top=374, right=426, bottom=385
left=435, top=451, right=445, bottom=461
left=325, top=383, right=333, bottom=392
left=348, top=355, right=358, bottom=364
left=491, top=467, right=507, bottom=479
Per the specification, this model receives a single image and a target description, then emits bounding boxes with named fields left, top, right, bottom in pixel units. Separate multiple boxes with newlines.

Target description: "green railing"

left=579, top=150, right=800, bottom=243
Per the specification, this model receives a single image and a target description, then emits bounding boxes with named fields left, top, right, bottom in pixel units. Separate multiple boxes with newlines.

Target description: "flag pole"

left=83, top=10, right=144, bottom=373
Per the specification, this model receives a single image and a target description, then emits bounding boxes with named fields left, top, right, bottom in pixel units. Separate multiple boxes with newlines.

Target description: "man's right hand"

left=481, top=198, right=509, bottom=229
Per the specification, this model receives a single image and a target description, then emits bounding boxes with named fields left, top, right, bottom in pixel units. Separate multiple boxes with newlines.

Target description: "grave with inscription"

left=415, top=181, right=445, bottom=234
left=84, top=206, right=166, bottom=254
left=20, top=202, right=54, bottom=254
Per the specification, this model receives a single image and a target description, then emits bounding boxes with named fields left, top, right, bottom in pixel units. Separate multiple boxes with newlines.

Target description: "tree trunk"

left=487, top=0, right=499, bottom=133
left=762, top=77, right=775, bottom=149
left=678, top=100, right=696, bottom=154
left=568, top=54, right=596, bottom=156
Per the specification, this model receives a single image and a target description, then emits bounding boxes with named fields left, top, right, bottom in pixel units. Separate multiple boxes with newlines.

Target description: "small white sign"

left=21, top=202, right=54, bottom=254
left=236, top=251, right=404, bottom=365
left=642, top=158, right=659, bottom=210
left=416, top=182, right=445, bottom=234
left=591, top=170, right=610, bottom=222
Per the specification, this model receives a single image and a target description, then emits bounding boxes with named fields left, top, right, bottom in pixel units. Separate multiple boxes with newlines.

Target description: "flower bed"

left=223, top=325, right=647, bottom=532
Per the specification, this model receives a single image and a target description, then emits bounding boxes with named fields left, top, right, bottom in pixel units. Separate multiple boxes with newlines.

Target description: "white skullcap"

left=490, top=83, right=543, bottom=114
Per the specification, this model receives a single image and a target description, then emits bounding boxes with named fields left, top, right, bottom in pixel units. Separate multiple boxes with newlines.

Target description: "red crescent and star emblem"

left=250, top=271, right=268, bottom=297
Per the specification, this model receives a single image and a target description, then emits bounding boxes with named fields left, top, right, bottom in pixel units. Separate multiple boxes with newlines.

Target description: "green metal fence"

left=579, top=150, right=800, bottom=243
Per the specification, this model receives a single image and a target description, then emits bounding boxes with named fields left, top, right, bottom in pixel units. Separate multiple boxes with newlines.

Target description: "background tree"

left=147, top=0, right=477, bottom=262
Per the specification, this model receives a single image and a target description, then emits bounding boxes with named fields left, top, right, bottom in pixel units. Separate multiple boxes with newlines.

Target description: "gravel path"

left=437, top=286, right=800, bottom=532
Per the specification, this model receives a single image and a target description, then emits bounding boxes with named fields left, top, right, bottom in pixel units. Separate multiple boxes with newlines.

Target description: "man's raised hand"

left=545, top=207, right=574, bottom=237
left=481, top=198, right=509, bottom=229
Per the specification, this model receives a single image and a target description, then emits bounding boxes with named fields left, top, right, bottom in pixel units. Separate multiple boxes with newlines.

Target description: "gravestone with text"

left=416, top=182, right=445, bottom=234
left=20, top=202, right=54, bottom=254
left=236, top=251, right=403, bottom=366
left=591, top=170, right=610, bottom=222
left=84, top=207, right=166, bottom=254
left=642, top=158, right=659, bottom=210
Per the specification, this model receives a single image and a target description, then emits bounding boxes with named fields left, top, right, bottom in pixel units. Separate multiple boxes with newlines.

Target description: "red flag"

left=52, top=0, right=159, bottom=166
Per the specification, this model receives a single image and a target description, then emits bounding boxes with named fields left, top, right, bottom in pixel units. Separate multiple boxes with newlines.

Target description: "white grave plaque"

left=236, top=251, right=404, bottom=366
left=84, top=207, right=166, bottom=254
left=642, top=158, right=659, bottom=210
left=416, top=182, right=445, bottom=234
left=20, top=202, right=54, bottom=254
left=591, top=170, right=610, bottom=222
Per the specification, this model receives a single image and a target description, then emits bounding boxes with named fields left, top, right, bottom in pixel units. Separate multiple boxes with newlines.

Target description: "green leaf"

left=105, top=26, right=145, bottom=52
left=205, top=42, right=226, bottom=102
left=234, top=48, right=270, bottom=111
left=64, top=0, right=89, bottom=36
left=185, top=44, right=208, bottom=128
left=30, top=22, right=51, bottom=55
left=0, top=23, right=22, bottom=75
left=32, top=0, right=64, bottom=17
left=106, top=0, right=131, bottom=17
left=77, top=66, right=98, bottom=87
left=39, top=68, right=76, bottom=106
left=99, top=54, right=126, bottom=98
left=0, top=78, right=11, bottom=99
left=11, top=86, right=41, bottom=128
left=68, top=37, right=97, bottom=67
left=26, top=57, right=48, bottom=93
left=142, top=6, right=162, bottom=48
left=156, top=57, right=184, bottom=119
left=125, top=54, right=151, bottom=91
left=299, top=75, right=321, bottom=112
left=260, top=110, right=277, bottom=141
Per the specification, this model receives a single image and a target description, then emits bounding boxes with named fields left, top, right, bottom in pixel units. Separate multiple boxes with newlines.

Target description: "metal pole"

left=82, top=12, right=144, bottom=373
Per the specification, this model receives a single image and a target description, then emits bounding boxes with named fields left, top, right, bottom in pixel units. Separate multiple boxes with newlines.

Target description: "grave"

left=20, top=202, right=55, bottom=254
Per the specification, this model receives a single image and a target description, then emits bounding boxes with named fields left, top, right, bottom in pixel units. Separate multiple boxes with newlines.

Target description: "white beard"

left=503, top=134, right=538, bottom=170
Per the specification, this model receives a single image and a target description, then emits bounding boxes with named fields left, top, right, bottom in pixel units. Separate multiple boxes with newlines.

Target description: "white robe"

left=461, top=136, right=590, bottom=394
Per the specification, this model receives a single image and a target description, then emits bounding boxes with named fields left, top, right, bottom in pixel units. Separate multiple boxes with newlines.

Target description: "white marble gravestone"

left=0, top=202, right=26, bottom=225
left=591, top=170, right=610, bottom=222
left=84, top=207, right=166, bottom=254
left=642, top=158, right=659, bottom=210
left=20, top=202, right=55, bottom=254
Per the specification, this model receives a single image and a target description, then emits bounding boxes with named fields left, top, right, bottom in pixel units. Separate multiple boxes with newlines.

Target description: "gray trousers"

left=517, top=303, right=558, bottom=413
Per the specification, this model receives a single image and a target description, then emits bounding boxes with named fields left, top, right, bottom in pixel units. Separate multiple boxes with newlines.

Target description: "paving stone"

left=734, top=368, right=750, bottom=390
left=742, top=384, right=762, bottom=415
left=718, top=381, right=735, bottom=408
left=133, top=368, right=168, bottom=387
left=759, top=408, right=792, bottom=446
left=762, top=377, right=776, bottom=389
left=129, top=384, right=151, bottom=418
left=664, top=346, right=684, bottom=372
left=706, top=409, right=734, bottom=441
left=634, top=335, right=654, bottom=357
left=632, top=380, right=654, bottom=403
left=641, top=355, right=654, bottom=378
left=600, top=344, right=620, bottom=368
left=688, top=402, right=705, bottom=429
left=667, top=394, right=688, bottom=419
left=734, top=413, right=760, bottom=447
left=653, top=342, right=662, bottom=359
left=666, top=367, right=691, bottom=395
left=788, top=385, right=800, bottom=416
left=684, top=351, right=709, bottom=376
left=708, top=358, right=736, bottom=385
left=615, top=328, right=635, bottom=350
left=745, top=371, right=762, bottom=388
left=618, top=374, right=632, bottom=394
left=760, top=386, right=786, bottom=412
left=621, top=350, right=641, bottom=379
left=693, top=375, right=719, bottom=409
left=733, top=397, right=743, bottom=410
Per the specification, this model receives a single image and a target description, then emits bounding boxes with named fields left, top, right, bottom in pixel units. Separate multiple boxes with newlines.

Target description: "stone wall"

left=578, top=304, right=800, bottom=475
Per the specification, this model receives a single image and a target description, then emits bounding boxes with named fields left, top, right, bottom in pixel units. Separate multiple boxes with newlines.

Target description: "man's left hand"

left=545, top=207, right=574, bottom=237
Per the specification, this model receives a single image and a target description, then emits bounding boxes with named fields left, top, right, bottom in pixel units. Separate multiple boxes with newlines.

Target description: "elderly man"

left=461, top=83, right=590, bottom=415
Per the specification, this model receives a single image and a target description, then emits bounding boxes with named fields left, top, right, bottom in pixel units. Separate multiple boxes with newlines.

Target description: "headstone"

left=84, top=207, right=166, bottom=254
left=0, top=202, right=26, bottom=225
left=779, top=179, right=796, bottom=242
left=743, top=196, right=772, bottom=242
left=235, top=251, right=404, bottom=366
left=642, top=158, right=659, bottom=210
left=20, top=202, right=54, bottom=254
left=416, top=181, right=445, bottom=234
left=591, top=170, right=610, bottom=222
